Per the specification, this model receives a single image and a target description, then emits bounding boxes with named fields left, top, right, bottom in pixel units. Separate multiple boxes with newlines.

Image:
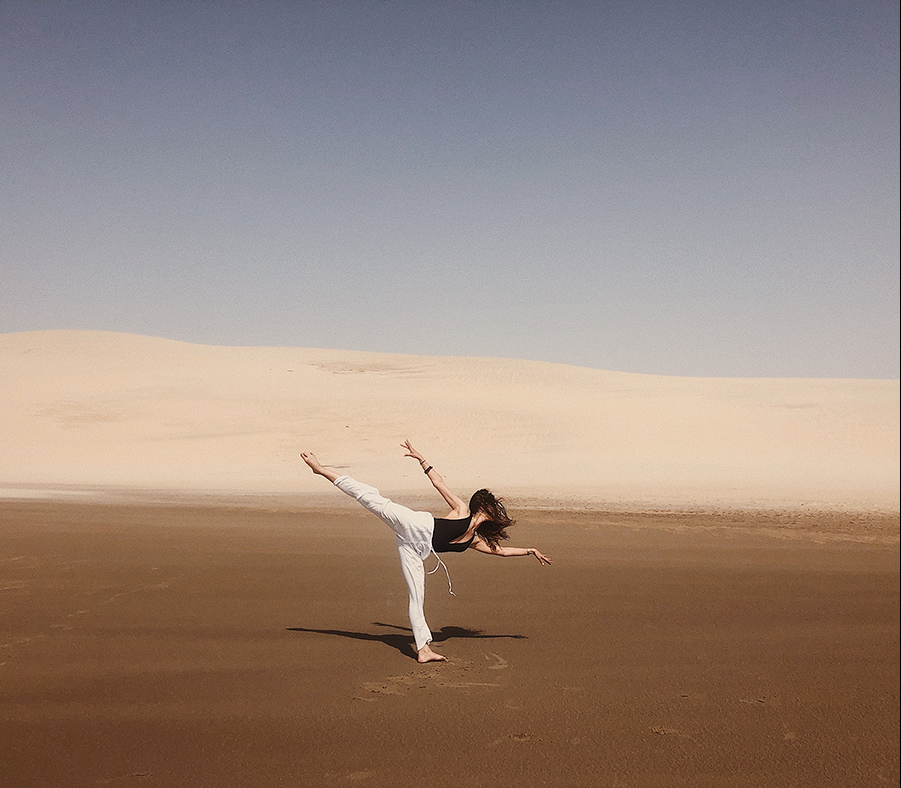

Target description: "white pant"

left=334, top=475, right=436, bottom=650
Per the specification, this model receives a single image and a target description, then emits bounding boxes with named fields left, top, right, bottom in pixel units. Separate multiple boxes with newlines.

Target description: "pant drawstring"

left=426, top=551, right=456, bottom=596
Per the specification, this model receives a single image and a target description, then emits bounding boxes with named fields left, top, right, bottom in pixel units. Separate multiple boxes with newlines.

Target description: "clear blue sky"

left=2, top=1, right=898, bottom=378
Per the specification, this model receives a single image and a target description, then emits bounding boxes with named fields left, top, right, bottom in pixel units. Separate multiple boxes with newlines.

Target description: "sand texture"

left=2, top=330, right=899, bottom=786
left=1, top=330, right=898, bottom=510
left=0, top=501, right=898, bottom=788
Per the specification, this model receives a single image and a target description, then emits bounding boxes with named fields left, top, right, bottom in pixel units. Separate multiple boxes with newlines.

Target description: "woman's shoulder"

left=440, top=507, right=470, bottom=521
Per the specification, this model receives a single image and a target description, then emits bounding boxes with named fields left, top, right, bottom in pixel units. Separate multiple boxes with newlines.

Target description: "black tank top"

left=432, top=515, right=474, bottom=553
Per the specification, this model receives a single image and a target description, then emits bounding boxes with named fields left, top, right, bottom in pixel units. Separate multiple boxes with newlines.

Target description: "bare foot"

left=300, top=451, right=342, bottom=484
left=417, top=644, right=447, bottom=663
left=300, top=451, right=323, bottom=474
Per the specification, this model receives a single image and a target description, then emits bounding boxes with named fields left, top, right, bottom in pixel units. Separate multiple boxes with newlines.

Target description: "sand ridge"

left=1, top=329, right=898, bottom=510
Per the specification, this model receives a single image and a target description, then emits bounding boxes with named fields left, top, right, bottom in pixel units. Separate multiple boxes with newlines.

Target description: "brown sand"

left=1, top=499, right=897, bottom=788
left=2, top=330, right=898, bottom=785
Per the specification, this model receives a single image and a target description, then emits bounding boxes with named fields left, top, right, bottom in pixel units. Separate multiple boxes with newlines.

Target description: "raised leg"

left=303, top=460, right=445, bottom=662
left=331, top=475, right=434, bottom=552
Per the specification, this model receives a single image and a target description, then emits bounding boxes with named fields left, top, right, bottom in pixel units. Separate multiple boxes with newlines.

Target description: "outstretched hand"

left=530, top=549, right=552, bottom=566
left=401, top=439, right=425, bottom=463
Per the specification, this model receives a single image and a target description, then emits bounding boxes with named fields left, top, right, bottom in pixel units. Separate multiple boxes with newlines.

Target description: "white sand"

left=1, top=330, right=897, bottom=510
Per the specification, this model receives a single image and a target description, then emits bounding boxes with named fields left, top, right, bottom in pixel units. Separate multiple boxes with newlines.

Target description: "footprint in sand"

left=488, top=733, right=545, bottom=747
left=322, top=770, right=373, bottom=782
left=355, top=659, right=501, bottom=700
left=485, top=652, right=508, bottom=670
left=651, top=726, right=693, bottom=740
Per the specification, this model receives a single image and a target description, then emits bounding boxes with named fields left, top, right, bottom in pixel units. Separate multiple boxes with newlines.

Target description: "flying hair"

left=469, top=489, right=514, bottom=551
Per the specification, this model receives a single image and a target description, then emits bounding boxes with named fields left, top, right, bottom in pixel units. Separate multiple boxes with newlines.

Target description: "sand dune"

left=2, top=331, right=899, bottom=787
left=1, top=330, right=897, bottom=509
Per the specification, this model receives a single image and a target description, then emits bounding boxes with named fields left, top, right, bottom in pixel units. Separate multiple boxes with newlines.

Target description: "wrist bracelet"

left=423, top=465, right=433, bottom=475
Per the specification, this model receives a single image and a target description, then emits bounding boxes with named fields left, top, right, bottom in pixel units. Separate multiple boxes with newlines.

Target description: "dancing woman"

left=301, top=441, right=551, bottom=663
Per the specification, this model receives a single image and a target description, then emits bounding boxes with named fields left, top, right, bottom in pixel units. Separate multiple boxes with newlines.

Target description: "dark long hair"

left=469, top=489, right=514, bottom=551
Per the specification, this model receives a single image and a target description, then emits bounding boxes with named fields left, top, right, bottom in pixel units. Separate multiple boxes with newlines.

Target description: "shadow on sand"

left=287, top=622, right=527, bottom=659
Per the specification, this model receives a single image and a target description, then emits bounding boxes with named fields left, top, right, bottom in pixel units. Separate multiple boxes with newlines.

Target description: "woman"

left=300, top=440, right=551, bottom=663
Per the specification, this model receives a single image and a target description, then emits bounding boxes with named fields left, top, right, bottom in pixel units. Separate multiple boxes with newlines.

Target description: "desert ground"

left=1, top=500, right=897, bottom=788
left=0, top=330, right=897, bottom=509
left=1, top=331, right=898, bottom=787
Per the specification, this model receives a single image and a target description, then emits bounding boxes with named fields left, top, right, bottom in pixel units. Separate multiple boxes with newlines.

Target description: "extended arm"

left=401, top=440, right=467, bottom=515
left=470, top=535, right=552, bottom=565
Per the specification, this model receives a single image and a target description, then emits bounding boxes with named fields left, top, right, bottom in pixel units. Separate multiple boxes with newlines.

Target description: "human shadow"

left=287, top=621, right=527, bottom=660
